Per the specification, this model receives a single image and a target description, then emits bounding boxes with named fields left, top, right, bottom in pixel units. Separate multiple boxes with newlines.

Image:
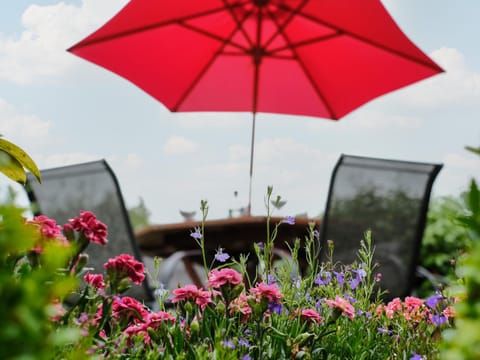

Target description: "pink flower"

left=31, top=215, right=63, bottom=238
left=385, top=297, right=403, bottom=318
left=28, top=215, right=69, bottom=253
left=69, top=210, right=108, bottom=245
left=84, top=272, right=105, bottom=290
left=104, top=254, right=145, bottom=285
left=299, top=309, right=323, bottom=324
left=112, top=296, right=149, bottom=323
left=443, top=305, right=455, bottom=319
left=207, top=268, right=243, bottom=288
left=403, top=296, right=425, bottom=322
left=229, top=294, right=252, bottom=321
left=249, top=282, right=283, bottom=303
left=325, top=296, right=355, bottom=320
left=172, top=285, right=212, bottom=310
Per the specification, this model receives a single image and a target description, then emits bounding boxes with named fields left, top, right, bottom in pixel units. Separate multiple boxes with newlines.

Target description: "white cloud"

left=0, top=0, right=127, bottom=84
left=0, top=97, right=51, bottom=145
left=39, top=152, right=100, bottom=169
left=173, top=112, right=248, bottom=129
left=390, top=47, right=480, bottom=107
left=163, top=136, right=199, bottom=154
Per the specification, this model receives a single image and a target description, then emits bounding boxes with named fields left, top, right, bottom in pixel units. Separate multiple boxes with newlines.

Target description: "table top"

left=136, top=216, right=320, bottom=258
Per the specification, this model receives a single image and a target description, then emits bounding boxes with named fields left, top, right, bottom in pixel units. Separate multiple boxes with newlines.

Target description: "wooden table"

left=136, top=216, right=320, bottom=259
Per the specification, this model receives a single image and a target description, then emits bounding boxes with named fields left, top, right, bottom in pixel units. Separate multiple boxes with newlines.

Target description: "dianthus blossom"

left=112, top=296, right=149, bottom=323
left=28, top=215, right=69, bottom=252
left=84, top=271, right=105, bottom=290
left=229, top=294, right=252, bottom=321
left=207, top=268, right=243, bottom=288
left=124, top=311, right=176, bottom=345
left=69, top=210, right=108, bottom=245
left=104, top=254, right=145, bottom=285
left=172, top=284, right=212, bottom=310
left=298, top=309, right=323, bottom=324
left=325, top=296, right=355, bottom=320
left=403, top=296, right=425, bottom=322
left=249, top=282, right=283, bottom=303
left=385, top=297, right=403, bottom=318
left=30, top=215, right=64, bottom=238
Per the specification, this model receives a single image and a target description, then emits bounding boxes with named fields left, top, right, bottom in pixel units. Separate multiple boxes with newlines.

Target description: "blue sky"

left=1, top=0, right=479, bottom=223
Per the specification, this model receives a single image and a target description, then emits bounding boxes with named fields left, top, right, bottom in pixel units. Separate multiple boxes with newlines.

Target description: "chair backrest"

left=319, top=154, right=442, bottom=300
left=26, top=160, right=153, bottom=302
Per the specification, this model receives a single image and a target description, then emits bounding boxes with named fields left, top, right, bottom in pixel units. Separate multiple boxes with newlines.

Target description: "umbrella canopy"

left=68, top=0, right=443, bottom=214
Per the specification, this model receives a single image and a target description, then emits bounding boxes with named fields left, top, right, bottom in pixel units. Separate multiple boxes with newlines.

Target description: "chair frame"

left=26, top=159, right=154, bottom=303
left=319, top=154, right=442, bottom=299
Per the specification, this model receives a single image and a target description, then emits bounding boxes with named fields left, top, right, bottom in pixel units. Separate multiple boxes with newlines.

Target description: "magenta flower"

left=172, top=284, right=212, bottom=310
left=112, top=296, right=149, bottom=324
left=30, top=215, right=64, bottom=238
left=104, top=254, right=145, bottom=285
left=84, top=271, right=105, bottom=290
left=207, top=268, right=243, bottom=288
left=69, top=210, right=108, bottom=245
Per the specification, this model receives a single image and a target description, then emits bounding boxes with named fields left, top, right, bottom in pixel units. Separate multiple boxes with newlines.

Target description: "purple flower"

left=190, top=226, right=202, bottom=240
left=410, top=353, right=423, bottom=360
left=349, top=277, right=361, bottom=290
left=238, top=338, right=251, bottom=348
left=214, top=248, right=230, bottom=262
left=281, top=216, right=295, bottom=225
left=425, top=294, right=443, bottom=309
left=333, top=271, right=344, bottom=286
left=242, top=355, right=252, bottom=360
left=378, top=327, right=393, bottom=335
left=223, top=340, right=235, bottom=349
left=314, top=270, right=331, bottom=285
left=257, top=242, right=264, bottom=250
left=267, top=274, right=277, bottom=284
left=268, top=301, right=283, bottom=314
left=431, top=314, right=447, bottom=326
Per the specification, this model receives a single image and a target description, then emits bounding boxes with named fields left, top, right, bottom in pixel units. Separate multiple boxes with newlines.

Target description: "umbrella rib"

left=172, top=3, right=252, bottom=111
left=287, top=9, right=442, bottom=72
left=267, top=2, right=337, bottom=118
left=68, top=5, right=241, bottom=51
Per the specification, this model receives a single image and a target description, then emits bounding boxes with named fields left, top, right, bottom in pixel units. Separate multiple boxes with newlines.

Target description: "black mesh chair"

left=25, top=160, right=155, bottom=304
left=319, top=154, right=442, bottom=300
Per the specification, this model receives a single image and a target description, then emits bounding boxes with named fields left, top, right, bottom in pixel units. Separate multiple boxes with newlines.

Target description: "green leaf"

left=467, top=179, right=479, bottom=215
left=0, top=137, right=41, bottom=183
left=465, top=145, right=480, bottom=156
left=0, top=152, right=27, bottom=184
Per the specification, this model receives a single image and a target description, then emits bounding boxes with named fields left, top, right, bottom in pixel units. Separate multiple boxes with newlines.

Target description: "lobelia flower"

left=69, top=210, right=108, bottom=245
left=281, top=215, right=295, bottom=225
left=314, top=270, right=331, bottom=285
left=214, top=247, right=230, bottom=262
left=104, top=254, right=145, bottom=285
left=425, top=293, right=443, bottom=309
left=190, top=226, right=202, bottom=240
left=333, top=271, right=344, bottom=286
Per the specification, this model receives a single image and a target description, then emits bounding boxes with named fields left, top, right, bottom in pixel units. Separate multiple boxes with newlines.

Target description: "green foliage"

left=0, top=136, right=41, bottom=184
left=418, top=196, right=470, bottom=296
left=128, top=197, right=151, bottom=231
left=0, top=203, right=79, bottom=360
left=440, top=145, right=480, bottom=359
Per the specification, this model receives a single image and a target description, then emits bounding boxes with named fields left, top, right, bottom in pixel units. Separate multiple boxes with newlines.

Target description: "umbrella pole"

left=247, top=112, right=257, bottom=216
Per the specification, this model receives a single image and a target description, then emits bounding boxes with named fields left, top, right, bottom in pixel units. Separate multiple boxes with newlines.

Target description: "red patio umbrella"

left=68, top=0, right=443, bottom=214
